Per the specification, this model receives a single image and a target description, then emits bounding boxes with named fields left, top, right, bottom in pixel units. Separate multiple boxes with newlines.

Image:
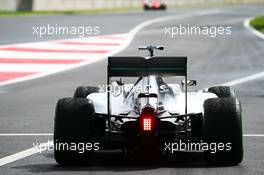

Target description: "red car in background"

left=143, top=0, right=167, bottom=10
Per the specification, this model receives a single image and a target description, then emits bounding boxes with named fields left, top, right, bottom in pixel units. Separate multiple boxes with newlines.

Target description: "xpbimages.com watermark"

left=33, top=140, right=100, bottom=154
left=98, top=84, right=171, bottom=94
left=164, top=24, right=232, bottom=38
left=32, top=24, right=100, bottom=38
left=164, top=140, right=232, bottom=154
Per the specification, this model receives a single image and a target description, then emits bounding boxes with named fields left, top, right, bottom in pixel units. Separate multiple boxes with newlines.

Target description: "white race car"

left=54, top=46, right=243, bottom=165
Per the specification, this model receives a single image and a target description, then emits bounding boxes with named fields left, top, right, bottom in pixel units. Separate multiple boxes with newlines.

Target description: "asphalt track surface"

left=0, top=5, right=264, bottom=175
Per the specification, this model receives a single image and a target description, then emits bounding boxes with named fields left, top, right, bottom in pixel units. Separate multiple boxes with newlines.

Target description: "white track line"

left=0, top=133, right=53, bottom=136
left=243, top=134, right=264, bottom=137
left=214, top=18, right=264, bottom=87
left=219, top=71, right=264, bottom=87
left=0, top=141, right=52, bottom=167
left=128, top=9, right=220, bottom=40
left=0, top=33, right=129, bottom=49
left=244, top=18, right=264, bottom=40
left=0, top=51, right=106, bottom=60
left=0, top=63, right=73, bottom=72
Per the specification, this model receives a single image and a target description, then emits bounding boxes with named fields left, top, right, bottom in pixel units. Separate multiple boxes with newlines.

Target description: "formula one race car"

left=143, top=0, right=166, bottom=10
left=54, top=46, right=243, bottom=165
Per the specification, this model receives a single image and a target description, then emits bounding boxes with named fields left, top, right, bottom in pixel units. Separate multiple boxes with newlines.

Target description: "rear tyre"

left=54, top=98, right=95, bottom=165
left=203, top=97, right=243, bottom=165
left=144, top=5, right=150, bottom=11
left=160, top=4, right=166, bottom=10
left=208, top=86, right=235, bottom=97
left=73, top=86, right=99, bottom=98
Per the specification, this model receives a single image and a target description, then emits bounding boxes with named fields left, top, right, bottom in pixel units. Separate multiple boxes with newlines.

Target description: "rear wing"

left=108, top=56, right=187, bottom=77
left=106, top=56, right=188, bottom=132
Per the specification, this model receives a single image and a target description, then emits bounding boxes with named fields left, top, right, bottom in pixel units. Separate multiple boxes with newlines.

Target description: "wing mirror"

left=181, top=80, right=197, bottom=86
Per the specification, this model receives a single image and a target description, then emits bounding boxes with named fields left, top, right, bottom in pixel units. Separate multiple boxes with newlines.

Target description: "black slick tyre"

left=208, top=86, right=235, bottom=97
left=203, top=97, right=243, bottom=165
left=54, top=98, right=95, bottom=165
left=73, top=86, right=99, bottom=98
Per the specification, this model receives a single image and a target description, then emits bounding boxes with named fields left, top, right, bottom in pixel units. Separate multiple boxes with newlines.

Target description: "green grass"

left=0, top=6, right=141, bottom=16
left=250, top=15, right=264, bottom=33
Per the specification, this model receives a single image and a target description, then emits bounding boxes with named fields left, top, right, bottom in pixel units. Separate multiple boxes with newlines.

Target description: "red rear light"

left=139, top=106, right=156, bottom=132
left=143, top=118, right=152, bottom=131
